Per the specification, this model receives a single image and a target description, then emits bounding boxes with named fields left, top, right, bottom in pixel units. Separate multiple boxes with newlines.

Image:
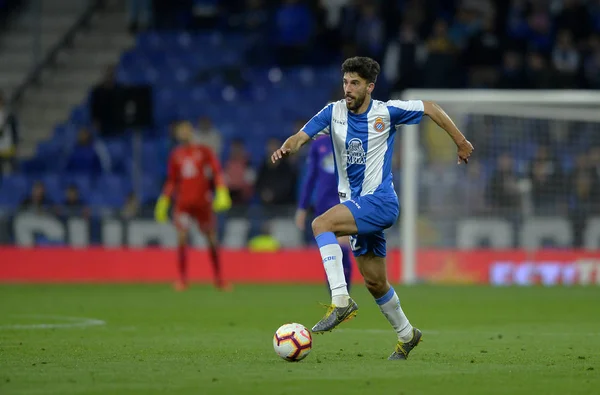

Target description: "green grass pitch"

left=0, top=284, right=598, bottom=394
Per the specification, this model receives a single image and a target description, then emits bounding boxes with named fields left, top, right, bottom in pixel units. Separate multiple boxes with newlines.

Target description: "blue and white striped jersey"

left=302, top=99, right=424, bottom=202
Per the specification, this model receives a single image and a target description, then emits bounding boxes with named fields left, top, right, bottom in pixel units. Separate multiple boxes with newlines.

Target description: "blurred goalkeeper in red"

left=154, top=121, right=232, bottom=291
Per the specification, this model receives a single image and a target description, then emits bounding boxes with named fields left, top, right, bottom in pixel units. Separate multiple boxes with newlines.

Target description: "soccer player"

left=295, top=134, right=353, bottom=293
left=271, top=57, right=473, bottom=360
left=154, top=121, right=232, bottom=291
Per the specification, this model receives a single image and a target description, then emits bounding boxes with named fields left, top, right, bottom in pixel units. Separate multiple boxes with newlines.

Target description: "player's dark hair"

left=341, top=57, right=380, bottom=83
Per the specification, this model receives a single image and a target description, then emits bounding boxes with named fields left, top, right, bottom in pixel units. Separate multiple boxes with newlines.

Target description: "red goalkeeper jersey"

left=162, top=144, right=224, bottom=209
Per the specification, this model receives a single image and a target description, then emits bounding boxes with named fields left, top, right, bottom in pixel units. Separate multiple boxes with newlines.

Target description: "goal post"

left=398, top=90, right=600, bottom=285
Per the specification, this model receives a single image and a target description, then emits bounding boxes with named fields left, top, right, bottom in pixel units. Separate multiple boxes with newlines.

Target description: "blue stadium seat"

left=53, top=123, right=78, bottom=146
left=141, top=140, right=161, bottom=175
left=0, top=174, right=30, bottom=207
left=40, top=173, right=63, bottom=203
left=140, top=174, right=162, bottom=204
left=94, top=174, right=130, bottom=208
left=62, top=174, right=93, bottom=201
left=70, top=105, right=91, bottom=124
left=104, top=139, right=130, bottom=173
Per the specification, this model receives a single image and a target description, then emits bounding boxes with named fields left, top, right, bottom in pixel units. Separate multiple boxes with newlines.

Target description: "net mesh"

left=411, top=107, right=600, bottom=250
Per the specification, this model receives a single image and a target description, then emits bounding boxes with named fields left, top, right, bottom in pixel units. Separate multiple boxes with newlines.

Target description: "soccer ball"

left=273, top=323, right=312, bottom=362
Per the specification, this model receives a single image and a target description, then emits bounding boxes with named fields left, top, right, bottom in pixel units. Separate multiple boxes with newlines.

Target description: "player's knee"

left=363, top=275, right=387, bottom=296
left=311, top=215, right=331, bottom=236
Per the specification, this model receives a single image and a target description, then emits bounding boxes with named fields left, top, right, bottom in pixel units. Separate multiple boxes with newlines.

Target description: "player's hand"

left=457, top=139, right=474, bottom=164
left=213, top=185, right=232, bottom=213
left=294, top=209, right=307, bottom=231
left=154, top=195, right=171, bottom=223
left=271, top=147, right=291, bottom=163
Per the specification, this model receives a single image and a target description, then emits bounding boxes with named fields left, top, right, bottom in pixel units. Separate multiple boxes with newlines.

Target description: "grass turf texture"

left=0, top=284, right=598, bottom=395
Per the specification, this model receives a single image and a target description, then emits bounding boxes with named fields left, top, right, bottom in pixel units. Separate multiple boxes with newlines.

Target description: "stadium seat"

left=94, top=174, right=130, bottom=208
left=104, top=139, right=130, bottom=174
left=62, top=174, right=93, bottom=200
left=0, top=174, right=30, bottom=207
left=140, top=175, right=162, bottom=205
left=39, top=174, right=63, bottom=203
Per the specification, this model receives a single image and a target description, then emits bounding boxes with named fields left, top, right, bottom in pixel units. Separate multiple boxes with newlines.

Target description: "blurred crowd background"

left=0, top=0, right=599, bottom=248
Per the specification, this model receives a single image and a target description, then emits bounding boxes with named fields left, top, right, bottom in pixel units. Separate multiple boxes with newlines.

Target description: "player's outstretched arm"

left=155, top=154, right=177, bottom=223
left=205, top=148, right=232, bottom=213
left=423, top=101, right=474, bottom=164
left=271, top=131, right=311, bottom=163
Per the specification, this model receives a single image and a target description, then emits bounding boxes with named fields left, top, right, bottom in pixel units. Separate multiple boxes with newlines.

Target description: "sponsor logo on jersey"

left=333, top=118, right=346, bottom=125
left=346, top=138, right=367, bottom=165
left=374, top=117, right=385, bottom=132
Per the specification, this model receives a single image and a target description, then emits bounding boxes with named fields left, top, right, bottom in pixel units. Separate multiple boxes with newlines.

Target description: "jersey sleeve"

left=302, top=103, right=333, bottom=138
left=205, top=147, right=225, bottom=187
left=386, top=100, right=424, bottom=126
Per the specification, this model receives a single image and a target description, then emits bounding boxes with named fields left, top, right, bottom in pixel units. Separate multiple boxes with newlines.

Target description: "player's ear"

left=367, top=82, right=375, bottom=94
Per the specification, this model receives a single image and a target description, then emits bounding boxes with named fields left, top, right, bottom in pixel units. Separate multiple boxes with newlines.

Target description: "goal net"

left=396, top=90, right=600, bottom=285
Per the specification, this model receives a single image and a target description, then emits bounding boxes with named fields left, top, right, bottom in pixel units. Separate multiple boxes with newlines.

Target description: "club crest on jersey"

left=374, top=117, right=385, bottom=132
left=346, top=138, right=367, bottom=165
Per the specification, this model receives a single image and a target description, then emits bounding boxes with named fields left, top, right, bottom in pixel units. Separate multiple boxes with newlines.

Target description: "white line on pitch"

left=0, top=314, right=106, bottom=330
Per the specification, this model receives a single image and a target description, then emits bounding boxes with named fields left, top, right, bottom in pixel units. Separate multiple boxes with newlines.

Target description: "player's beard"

left=345, top=92, right=366, bottom=112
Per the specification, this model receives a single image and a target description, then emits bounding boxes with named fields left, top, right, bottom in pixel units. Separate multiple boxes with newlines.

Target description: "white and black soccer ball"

left=273, top=323, right=312, bottom=362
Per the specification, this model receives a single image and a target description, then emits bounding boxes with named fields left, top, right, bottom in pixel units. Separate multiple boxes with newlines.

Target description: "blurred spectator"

left=275, top=0, right=315, bottom=66
left=153, top=0, right=192, bottom=30
left=528, top=145, right=564, bottom=214
left=569, top=170, right=599, bottom=247
left=255, top=138, right=297, bottom=205
left=320, top=0, right=350, bottom=31
left=555, top=0, right=591, bottom=43
left=57, top=185, right=90, bottom=218
left=223, top=139, right=255, bottom=206
left=423, top=18, right=457, bottom=88
left=464, top=18, right=502, bottom=88
left=584, top=33, right=600, bottom=88
left=64, top=128, right=111, bottom=177
left=383, top=21, right=424, bottom=90
left=355, top=3, right=385, bottom=62
left=20, top=181, right=51, bottom=214
left=506, top=0, right=529, bottom=42
left=421, top=157, right=461, bottom=215
left=195, top=116, right=222, bottom=156
left=230, top=0, right=272, bottom=64
left=127, top=0, right=153, bottom=33
left=448, top=5, right=482, bottom=51
left=339, top=0, right=362, bottom=44
left=526, top=1, right=553, bottom=52
left=192, top=0, right=221, bottom=29
left=589, top=146, right=600, bottom=199
left=486, top=152, right=520, bottom=212
left=229, top=0, right=269, bottom=34
left=459, top=161, right=488, bottom=215
left=552, top=30, right=581, bottom=88
left=591, top=0, right=600, bottom=32
left=121, top=192, right=140, bottom=219
left=0, top=90, right=18, bottom=175
left=0, top=0, right=22, bottom=27
left=90, top=66, right=124, bottom=138
left=497, top=51, right=526, bottom=89
left=525, top=52, right=554, bottom=89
